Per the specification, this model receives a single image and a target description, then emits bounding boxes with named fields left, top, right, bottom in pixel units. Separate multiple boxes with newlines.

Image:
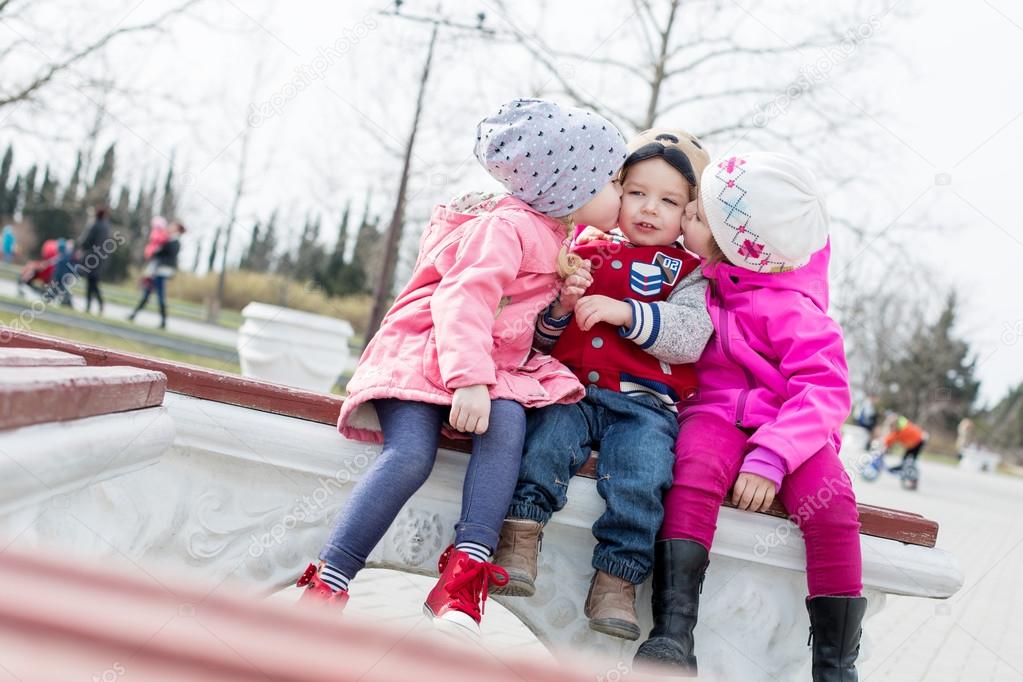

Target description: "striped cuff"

left=541, top=304, right=573, bottom=328
left=619, top=299, right=659, bottom=350
left=537, top=303, right=573, bottom=341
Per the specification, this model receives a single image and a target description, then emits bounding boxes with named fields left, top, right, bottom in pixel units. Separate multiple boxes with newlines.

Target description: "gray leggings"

left=320, top=398, right=526, bottom=579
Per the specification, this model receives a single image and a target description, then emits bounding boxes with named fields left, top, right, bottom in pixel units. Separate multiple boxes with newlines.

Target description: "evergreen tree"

left=144, top=177, right=158, bottom=222
left=207, top=226, right=221, bottom=274
left=276, top=250, right=294, bottom=278
left=191, top=237, right=203, bottom=273
left=294, top=213, right=324, bottom=278
left=342, top=187, right=382, bottom=293
left=63, top=150, right=83, bottom=207
left=21, top=165, right=37, bottom=213
left=85, top=143, right=116, bottom=208
left=351, top=214, right=381, bottom=294
left=4, top=176, right=20, bottom=219
left=39, top=166, right=58, bottom=205
left=313, top=201, right=366, bottom=296
left=127, top=182, right=150, bottom=264
left=27, top=166, right=73, bottom=245
left=335, top=200, right=351, bottom=263
left=0, top=144, right=12, bottom=218
left=114, top=186, right=132, bottom=227
left=159, top=159, right=176, bottom=219
left=880, top=291, right=980, bottom=433
left=241, top=220, right=262, bottom=270
left=103, top=185, right=135, bottom=282
left=976, top=383, right=1023, bottom=461
left=240, top=210, right=278, bottom=272
left=261, top=209, right=279, bottom=270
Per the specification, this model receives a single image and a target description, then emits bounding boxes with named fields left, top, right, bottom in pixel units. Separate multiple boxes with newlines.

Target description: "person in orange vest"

left=884, top=415, right=927, bottom=472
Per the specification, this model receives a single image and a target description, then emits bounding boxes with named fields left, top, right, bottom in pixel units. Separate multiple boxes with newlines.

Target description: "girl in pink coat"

left=295, top=99, right=628, bottom=639
left=633, top=152, right=866, bottom=681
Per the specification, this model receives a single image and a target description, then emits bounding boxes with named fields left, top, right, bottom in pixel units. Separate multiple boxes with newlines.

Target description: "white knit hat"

left=700, top=152, right=828, bottom=273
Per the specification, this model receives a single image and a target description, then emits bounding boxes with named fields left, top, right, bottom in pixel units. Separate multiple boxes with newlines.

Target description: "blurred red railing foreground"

left=0, top=545, right=667, bottom=682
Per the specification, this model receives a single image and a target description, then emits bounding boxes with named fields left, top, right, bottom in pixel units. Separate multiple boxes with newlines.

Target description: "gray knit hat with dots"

left=474, top=99, right=627, bottom=218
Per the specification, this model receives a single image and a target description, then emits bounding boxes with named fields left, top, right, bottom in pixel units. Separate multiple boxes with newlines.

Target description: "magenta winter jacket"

left=338, top=197, right=585, bottom=443
left=680, top=242, right=851, bottom=489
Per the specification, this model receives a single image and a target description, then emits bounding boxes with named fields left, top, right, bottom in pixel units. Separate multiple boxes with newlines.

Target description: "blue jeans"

left=508, top=386, right=677, bottom=584
left=320, top=398, right=526, bottom=579
left=133, top=275, right=167, bottom=323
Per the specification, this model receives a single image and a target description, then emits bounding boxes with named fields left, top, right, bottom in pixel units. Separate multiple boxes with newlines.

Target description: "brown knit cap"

left=622, top=128, right=711, bottom=202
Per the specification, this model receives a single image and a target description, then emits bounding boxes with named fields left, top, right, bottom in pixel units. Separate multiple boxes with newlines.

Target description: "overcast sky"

left=2, top=0, right=1020, bottom=405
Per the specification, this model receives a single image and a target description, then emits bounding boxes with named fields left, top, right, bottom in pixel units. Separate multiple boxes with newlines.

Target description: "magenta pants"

left=661, top=412, right=863, bottom=597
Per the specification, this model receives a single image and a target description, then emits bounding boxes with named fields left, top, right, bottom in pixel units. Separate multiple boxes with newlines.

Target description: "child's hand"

left=551, top=263, right=593, bottom=317
left=450, top=384, right=491, bottom=434
left=575, top=295, right=632, bottom=331
left=574, top=225, right=613, bottom=245
left=731, top=473, right=777, bottom=512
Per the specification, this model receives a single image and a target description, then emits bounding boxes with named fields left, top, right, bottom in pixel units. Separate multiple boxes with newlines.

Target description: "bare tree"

left=206, top=67, right=263, bottom=323
left=0, top=0, right=203, bottom=110
left=490, top=0, right=903, bottom=144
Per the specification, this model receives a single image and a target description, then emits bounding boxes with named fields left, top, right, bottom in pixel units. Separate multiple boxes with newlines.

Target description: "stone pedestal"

left=237, top=302, right=354, bottom=393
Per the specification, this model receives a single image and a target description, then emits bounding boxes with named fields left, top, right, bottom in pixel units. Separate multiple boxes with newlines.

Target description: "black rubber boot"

left=632, top=539, right=709, bottom=676
left=806, top=596, right=868, bottom=682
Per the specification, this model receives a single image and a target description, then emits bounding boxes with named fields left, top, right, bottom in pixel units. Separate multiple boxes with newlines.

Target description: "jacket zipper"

left=716, top=280, right=754, bottom=429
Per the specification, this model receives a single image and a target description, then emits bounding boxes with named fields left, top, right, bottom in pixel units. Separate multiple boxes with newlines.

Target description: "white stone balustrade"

left=1, top=388, right=963, bottom=682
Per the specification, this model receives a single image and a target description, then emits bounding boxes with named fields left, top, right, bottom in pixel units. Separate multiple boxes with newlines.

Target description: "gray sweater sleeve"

left=619, top=268, right=713, bottom=365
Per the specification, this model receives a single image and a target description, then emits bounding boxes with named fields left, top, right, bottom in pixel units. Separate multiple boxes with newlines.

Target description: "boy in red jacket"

left=492, top=129, right=714, bottom=640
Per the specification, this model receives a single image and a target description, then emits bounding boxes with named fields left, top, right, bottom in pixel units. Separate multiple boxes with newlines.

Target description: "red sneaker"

left=295, top=563, right=349, bottom=610
left=423, top=545, right=509, bottom=639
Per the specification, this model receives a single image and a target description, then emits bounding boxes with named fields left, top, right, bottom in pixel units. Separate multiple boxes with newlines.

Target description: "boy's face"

left=617, top=157, right=690, bottom=247
left=681, top=192, right=716, bottom=259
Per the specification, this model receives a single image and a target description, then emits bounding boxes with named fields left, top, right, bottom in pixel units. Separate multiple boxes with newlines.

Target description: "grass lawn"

left=0, top=315, right=242, bottom=374
left=0, top=291, right=235, bottom=353
left=920, top=451, right=961, bottom=467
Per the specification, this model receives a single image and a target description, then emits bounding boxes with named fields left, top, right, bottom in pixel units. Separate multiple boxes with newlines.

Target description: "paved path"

left=0, top=298, right=239, bottom=364
left=0, top=278, right=239, bottom=348
left=852, top=458, right=1023, bottom=681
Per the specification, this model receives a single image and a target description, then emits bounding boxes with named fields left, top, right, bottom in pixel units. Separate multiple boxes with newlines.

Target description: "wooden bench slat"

left=0, top=365, right=166, bottom=430
left=2, top=330, right=343, bottom=424
left=573, top=452, right=936, bottom=547
left=0, top=348, right=87, bottom=367
left=1, top=329, right=939, bottom=548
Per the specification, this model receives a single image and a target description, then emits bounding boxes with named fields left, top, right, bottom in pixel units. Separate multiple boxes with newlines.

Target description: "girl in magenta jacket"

left=295, top=99, right=628, bottom=640
left=633, top=152, right=866, bottom=681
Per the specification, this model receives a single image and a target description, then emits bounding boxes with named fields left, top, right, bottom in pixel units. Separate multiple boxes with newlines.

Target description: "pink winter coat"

left=680, top=242, right=851, bottom=489
left=338, top=197, right=585, bottom=443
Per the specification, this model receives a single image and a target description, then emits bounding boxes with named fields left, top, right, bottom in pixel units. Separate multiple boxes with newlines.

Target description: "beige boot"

left=584, top=570, right=640, bottom=640
left=490, top=518, right=542, bottom=597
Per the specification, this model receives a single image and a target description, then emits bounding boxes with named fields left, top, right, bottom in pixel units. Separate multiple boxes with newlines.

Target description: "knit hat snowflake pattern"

left=475, top=99, right=627, bottom=218
left=700, top=151, right=829, bottom=273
